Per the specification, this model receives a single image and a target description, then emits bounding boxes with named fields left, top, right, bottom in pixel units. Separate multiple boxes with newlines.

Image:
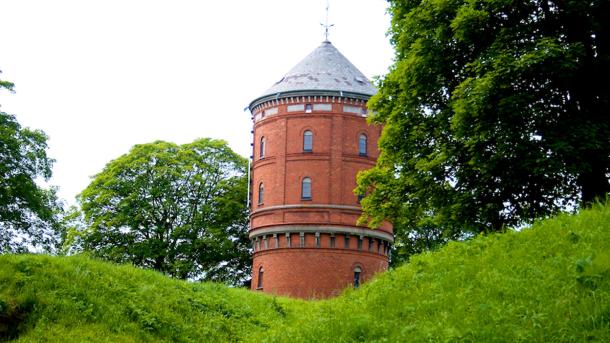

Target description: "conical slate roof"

left=249, top=41, right=376, bottom=109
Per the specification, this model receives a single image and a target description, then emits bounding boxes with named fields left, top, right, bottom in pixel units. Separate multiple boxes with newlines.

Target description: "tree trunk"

left=578, top=161, right=610, bottom=205
left=154, top=255, right=165, bottom=272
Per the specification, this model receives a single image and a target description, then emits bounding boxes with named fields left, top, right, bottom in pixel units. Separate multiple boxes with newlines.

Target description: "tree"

left=77, top=139, right=251, bottom=284
left=357, top=0, right=610, bottom=249
left=0, top=70, right=62, bottom=253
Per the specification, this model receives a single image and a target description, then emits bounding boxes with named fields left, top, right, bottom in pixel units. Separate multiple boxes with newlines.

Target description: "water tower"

left=248, top=40, right=393, bottom=298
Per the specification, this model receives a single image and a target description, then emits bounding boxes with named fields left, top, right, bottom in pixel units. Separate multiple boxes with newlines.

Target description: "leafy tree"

left=358, top=0, right=610, bottom=253
left=58, top=205, right=88, bottom=255
left=0, top=70, right=62, bottom=253
left=0, top=70, right=15, bottom=93
left=78, top=139, right=251, bottom=284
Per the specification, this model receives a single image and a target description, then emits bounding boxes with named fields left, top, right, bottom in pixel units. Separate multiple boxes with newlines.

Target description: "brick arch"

left=351, top=262, right=364, bottom=270
left=355, top=130, right=369, bottom=141
left=299, top=126, right=316, bottom=136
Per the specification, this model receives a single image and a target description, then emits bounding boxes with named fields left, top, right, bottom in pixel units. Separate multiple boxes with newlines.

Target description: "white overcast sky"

left=0, top=0, right=394, bottom=204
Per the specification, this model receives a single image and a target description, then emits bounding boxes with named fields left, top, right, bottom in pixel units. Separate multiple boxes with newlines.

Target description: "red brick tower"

left=248, top=40, right=393, bottom=298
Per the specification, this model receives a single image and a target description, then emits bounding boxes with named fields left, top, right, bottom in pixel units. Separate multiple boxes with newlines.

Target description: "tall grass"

left=0, top=255, right=299, bottom=342
left=257, top=204, right=610, bottom=342
left=1, top=204, right=609, bottom=342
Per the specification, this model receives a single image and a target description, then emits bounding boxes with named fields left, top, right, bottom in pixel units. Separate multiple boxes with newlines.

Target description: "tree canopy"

left=77, top=138, right=250, bottom=284
left=0, top=70, right=62, bottom=253
left=358, top=0, right=610, bottom=255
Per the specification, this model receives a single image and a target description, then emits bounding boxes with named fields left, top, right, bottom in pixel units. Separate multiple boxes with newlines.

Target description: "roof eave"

left=248, top=89, right=375, bottom=112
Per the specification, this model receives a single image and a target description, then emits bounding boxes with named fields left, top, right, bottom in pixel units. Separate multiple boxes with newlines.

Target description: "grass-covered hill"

left=2, top=205, right=610, bottom=342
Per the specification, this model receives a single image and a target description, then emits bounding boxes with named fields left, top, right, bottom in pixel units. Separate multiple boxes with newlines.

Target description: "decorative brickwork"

left=248, top=42, right=393, bottom=299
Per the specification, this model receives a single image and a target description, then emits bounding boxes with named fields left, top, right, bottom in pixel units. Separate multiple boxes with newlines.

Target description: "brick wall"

left=249, top=96, right=392, bottom=298
left=252, top=247, right=388, bottom=299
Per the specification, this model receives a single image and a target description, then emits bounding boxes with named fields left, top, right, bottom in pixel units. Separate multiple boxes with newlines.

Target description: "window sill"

left=256, top=287, right=263, bottom=290
left=301, top=197, right=312, bottom=201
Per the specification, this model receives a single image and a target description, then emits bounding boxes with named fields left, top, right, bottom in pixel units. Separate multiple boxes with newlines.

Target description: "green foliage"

left=0, top=70, right=15, bottom=93
left=0, top=70, right=63, bottom=253
left=77, top=138, right=250, bottom=284
left=0, top=255, right=296, bottom=342
left=358, top=0, right=610, bottom=257
left=2, top=203, right=609, bottom=342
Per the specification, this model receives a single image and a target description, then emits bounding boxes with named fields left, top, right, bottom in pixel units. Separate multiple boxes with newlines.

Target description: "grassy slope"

left=261, top=204, right=610, bottom=342
left=0, top=255, right=302, bottom=342
left=1, top=205, right=610, bottom=342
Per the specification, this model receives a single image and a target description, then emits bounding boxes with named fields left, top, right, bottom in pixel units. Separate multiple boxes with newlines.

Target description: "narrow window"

left=330, top=234, right=336, bottom=248
left=357, top=236, right=363, bottom=250
left=258, top=182, right=264, bottom=205
left=260, top=136, right=266, bottom=159
left=303, top=130, right=313, bottom=152
left=358, top=134, right=367, bottom=156
left=354, top=266, right=362, bottom=288
left=299, top=232, right=305, bottom=247
left=305, top=103, right=313, bottom=113
left=286, top=233, right=291, bottom=247
left=315, top=232, right=321, bottom=248
left=368, top=237, right=374, bottom=251
left=301, top=177, right=312, bottom=200
left=344, top=234, right=350, bottom=248
left=263, top=235, right=268, bottom=249
left=274, top=234, right=279, bottom=248
left=257, top=266, right=264, bottom=289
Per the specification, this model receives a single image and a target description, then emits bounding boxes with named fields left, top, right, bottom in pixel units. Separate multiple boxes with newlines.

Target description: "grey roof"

left=249, top=41, right=377, bottom=109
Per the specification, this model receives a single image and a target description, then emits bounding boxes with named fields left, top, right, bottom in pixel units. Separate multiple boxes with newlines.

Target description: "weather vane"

left=321, top=0, right=334, bottom=42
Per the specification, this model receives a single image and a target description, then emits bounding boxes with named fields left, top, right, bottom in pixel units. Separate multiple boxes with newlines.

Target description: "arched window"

left=354, top=266, right=362, bottom=288
left=258, top=182, right=264, bottom=205
left=303, top=130, right=313, bottom=152
left=301, top=177, right=312, bottom=200
left=257, top=266, right=264, bottom=289
left=260, top=136, right=266, bottom=159
left=358, top=134, right=367, bottom=156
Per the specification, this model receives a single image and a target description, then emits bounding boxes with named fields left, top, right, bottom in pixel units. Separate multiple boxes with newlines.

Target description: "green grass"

left=0, top=255, right=302, bottom=342
left=2, top=204, right=610, bottom=342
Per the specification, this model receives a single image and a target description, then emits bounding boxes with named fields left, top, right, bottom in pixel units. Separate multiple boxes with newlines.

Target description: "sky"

left=0, top=0, right=394, bottom=204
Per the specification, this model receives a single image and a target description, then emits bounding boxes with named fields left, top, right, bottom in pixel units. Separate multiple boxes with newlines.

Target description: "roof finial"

left=321, top=0, right=334, bottom=42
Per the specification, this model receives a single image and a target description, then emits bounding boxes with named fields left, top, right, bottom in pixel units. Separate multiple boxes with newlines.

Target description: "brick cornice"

left=249, top=91, right=371, bottom=112
left=249, top=225, right=394, bottom=242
